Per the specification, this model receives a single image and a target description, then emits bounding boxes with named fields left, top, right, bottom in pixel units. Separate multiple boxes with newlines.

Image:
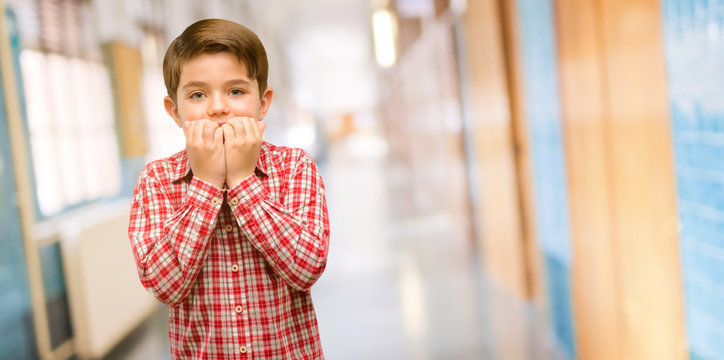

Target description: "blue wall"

left=0, top=9, right=38, bottom=360
left=0, top=9, right=74, bottom=357
left=663, top=1, right=724, bottom=359
left=515, top=0, right=575, bottom=358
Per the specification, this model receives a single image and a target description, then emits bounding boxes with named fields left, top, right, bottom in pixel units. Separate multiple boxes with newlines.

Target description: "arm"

left=129, top=119, right=226, bottom=306
left=129, top=172, right=223, bottom=306
left=227, top=151, right=330, bottom=292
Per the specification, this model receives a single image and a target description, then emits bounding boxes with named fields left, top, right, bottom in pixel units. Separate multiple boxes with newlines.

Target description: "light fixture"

left=372, top=9, right=397, bottom=68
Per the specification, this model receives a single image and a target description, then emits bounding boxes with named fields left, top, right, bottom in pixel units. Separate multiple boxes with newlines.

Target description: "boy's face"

left=164, top=51, right=273, bottom=127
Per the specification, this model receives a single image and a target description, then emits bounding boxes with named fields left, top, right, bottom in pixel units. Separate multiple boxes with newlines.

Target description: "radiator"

left=58, top=199, right=158, bottom=359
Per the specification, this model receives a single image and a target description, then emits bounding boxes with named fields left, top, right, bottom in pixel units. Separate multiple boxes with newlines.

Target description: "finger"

left=196, top=120, right=204, bottom=138
left=230, top=117, right=246, bottom=139
left=182, top=121, right=190, bottom=142
left=242, top=118, right=256, bottom=142
left=214, top=127, right=224, bottom=146
left=221, top=124, right=235, bottom=146
left=247, top=118, right=262, bottom=139
left=202, top=121, right=217, bottom=143
left=189, top=121, right=200, bottom=144
left=191, top=120, right=204, bottom=144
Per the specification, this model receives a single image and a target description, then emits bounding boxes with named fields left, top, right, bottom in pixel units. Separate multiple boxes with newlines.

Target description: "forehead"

left=179, top=52, right=252, bottom=81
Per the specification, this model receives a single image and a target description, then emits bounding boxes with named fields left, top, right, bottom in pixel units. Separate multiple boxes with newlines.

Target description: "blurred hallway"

left=3, top=0, right=724, bottom=359
left=313, top=138, right=553, bottom=359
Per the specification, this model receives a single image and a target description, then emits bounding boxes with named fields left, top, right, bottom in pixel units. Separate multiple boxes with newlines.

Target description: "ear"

left=258, top=87, right=274, bottom=121
left=164, top=96, right=182, bottom=128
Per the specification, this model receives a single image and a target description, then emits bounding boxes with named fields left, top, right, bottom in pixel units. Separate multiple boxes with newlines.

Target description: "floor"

left=101, top=138, right=564, bottom=360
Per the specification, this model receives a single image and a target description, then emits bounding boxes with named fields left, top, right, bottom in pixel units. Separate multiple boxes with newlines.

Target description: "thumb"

left=258, top=122, right=267, bottom=133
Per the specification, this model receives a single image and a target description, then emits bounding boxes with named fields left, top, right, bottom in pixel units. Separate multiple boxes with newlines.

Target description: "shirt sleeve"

left=227, top=151, right=330, bottom=292
left=128, top=168, right=224, bottom=306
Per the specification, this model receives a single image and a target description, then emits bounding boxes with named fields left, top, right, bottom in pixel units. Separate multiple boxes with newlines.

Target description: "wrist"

left=227, top=171, right=254, bottom=188
left=194, top=174, right=224, bottom=189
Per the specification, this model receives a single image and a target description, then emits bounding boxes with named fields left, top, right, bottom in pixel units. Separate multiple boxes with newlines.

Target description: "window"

left=8, top=0, right=121, bottom=217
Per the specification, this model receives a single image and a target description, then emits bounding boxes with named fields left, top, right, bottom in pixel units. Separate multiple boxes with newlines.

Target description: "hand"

left=221, top=117, right=267, bottom=187
left=183, top=120, right=225, bottom=188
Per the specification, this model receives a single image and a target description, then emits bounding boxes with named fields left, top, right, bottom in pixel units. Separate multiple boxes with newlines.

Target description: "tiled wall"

left=515, top=0, right=575, bottom=358
left=663, top=0, right=724, bottom=358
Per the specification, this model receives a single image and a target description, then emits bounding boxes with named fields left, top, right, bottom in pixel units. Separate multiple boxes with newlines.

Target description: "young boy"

left=128, top=19, right=330, bottom=359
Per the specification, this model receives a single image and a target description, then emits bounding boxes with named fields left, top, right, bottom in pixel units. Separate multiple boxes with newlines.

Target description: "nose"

left=207, top=92, right=229, bottom=119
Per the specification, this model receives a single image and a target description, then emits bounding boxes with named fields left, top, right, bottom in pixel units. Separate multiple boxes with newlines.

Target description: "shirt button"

left=230, top=198, right=239, bottom=205
left=240, top=345, right=247, bottom=353
left=211, top=197, right=221, bottom=206
left=231, top=264, right=238, bottom=272
left=235, top=305, right=243, bottom=313
left=225, top=224, right=233, bottom=232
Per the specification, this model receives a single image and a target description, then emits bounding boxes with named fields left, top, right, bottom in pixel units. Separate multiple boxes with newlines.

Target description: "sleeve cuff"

left=227, top=173, right=269, bottom=212
left=186, top=176, right=225, bottom=213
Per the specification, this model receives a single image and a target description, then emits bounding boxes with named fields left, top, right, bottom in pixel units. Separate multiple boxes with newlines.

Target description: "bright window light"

left=372, top=9, right=397, bottom=68
left=20, top=50, right=121, bottom=217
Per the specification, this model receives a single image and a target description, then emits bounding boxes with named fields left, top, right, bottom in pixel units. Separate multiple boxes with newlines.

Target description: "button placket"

left=229, top=309, right=241, bottom=356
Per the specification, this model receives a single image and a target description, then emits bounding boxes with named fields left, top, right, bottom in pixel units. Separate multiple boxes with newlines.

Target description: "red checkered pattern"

left=128, top=142, right=330, bottom=359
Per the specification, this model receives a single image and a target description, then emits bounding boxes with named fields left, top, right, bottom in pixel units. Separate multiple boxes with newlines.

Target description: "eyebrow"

left=182, top=79, right=252, bottom=91
left=226, top=79, right=252, bottom=87
left=182, top=81, right=205, bottom=91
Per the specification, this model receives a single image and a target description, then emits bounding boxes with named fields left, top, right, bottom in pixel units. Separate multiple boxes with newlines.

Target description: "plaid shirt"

left=128, top=142, right=329, bottom=359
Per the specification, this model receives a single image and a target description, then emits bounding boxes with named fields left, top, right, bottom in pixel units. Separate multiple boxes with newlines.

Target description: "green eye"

left=190, top=92, right=205, bottom=100
left=229, top=89, right=243, bottom=96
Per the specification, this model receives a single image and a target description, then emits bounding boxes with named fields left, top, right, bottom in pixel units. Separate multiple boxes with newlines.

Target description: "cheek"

left=178, top=104, right=206, bottom=121
left=230, top=100, right=260, bottom=117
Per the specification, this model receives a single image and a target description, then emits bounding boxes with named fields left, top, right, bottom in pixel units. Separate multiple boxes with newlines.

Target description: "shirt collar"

left=172, top=142, right=272, bottom=182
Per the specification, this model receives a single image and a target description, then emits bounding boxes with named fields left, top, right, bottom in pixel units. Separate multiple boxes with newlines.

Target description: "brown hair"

left=163, top=19, right=268, bottom=103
